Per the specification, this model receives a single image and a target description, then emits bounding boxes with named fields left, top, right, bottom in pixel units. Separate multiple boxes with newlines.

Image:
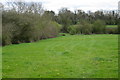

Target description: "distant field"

left=106, top=25, right=118, bottom=28
left=2, top=34, right=118, bottom=78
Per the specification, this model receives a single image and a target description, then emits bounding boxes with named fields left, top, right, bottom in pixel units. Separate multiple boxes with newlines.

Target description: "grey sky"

left=0, top=0, right=119, bottom=13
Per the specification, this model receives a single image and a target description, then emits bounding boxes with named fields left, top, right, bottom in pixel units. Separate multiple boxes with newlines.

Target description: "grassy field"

left=2, top=34, right=118, bottom=78
left=106, top=25, right=118, bottom=28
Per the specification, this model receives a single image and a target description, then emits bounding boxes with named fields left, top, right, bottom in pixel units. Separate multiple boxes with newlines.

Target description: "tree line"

left=2, top=2, right=119, bottom=46
left=49, top=8, right=119, bottom=34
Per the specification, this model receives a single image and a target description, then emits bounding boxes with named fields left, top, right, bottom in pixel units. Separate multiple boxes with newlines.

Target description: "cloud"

left=1, top=0, right=119, bottom=13
left=41, top=0, right=119, bottom=13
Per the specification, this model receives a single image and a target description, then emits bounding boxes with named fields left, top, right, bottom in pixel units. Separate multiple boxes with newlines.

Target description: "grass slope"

left=2, top=34, right=118, bottom=78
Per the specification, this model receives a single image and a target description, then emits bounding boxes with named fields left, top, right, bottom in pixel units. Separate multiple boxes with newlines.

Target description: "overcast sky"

left=1, top=0, right=120, bottom=13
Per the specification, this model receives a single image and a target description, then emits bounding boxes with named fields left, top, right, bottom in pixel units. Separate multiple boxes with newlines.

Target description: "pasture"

left=106, top=25, right=118, bottom=28
left=2, top=34, right=118, bottom=78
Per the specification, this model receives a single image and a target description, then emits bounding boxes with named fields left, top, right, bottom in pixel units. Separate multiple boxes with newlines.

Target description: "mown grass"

left=106, top=25, right=118, bottom=28
left=2, top=34, right=118, bottom=78
left=0, top=47, right=2, bottom=79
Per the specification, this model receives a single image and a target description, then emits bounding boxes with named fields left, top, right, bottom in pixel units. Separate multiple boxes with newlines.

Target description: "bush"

left=78, top=21, right=93, bottom=34
left=2, top=23, right=14, bottom=45
left=2, top=10, right=62, bottom=45
left=93, top=20, right=106, bottom=34
left=118, top=24, right=120, bottom=34
left=105, top=27, right=118, bottom=34
left=2, top=11, right=35, bottom=44
left=68, top=21, right=93, bottom=35
left=32, top=15, right=62, bottom=40
left=68, top=25, right=78, bottom=35
left=49, top=21, right=62, bottom=36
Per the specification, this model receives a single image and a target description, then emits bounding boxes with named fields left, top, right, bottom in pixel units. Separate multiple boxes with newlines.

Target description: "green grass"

left=0, top=47, right=2, bottom=79
left=2, top=34, right=118, bottom=78
left=106, top=25, right=118, bottom=28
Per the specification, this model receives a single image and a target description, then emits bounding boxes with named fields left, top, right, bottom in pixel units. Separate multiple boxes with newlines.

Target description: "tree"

left=58, top=8, right=74, bottom=32
left=2, top=1, right=61, bottom=45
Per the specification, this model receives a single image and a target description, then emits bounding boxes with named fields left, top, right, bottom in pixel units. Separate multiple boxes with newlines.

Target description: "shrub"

left=2, top=23, right=13, bottom=45
left=2, top=10, right=62, bottom=45
left=118, top=24, right=120, bottom=34
left=78, top=21, right=93, bottom=34
left=68, top=25, right=78, bottom=35
left=105, top=27, right=118, bottom=34
left=93, top=20, right=106, bottom=34
left=33, top=15, right=62, bottom=40
left=68, top=21, right=93, bottom=35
